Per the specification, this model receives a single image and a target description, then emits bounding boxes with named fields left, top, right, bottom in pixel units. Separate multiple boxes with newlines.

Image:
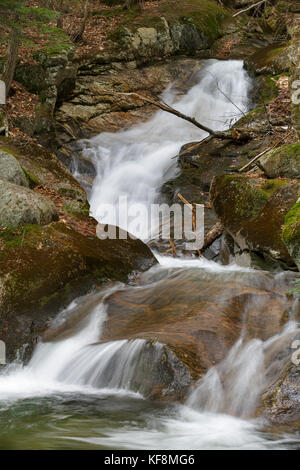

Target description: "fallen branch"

left=168, top=237, right=177, bottom=257
left=233, top=0, right=267, bottom=17
left=201, top=222, right=224, bottom=253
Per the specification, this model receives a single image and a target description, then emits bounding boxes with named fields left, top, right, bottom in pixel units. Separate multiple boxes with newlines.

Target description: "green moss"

left=249, top=43, right=289, bottom=71
left=282, top=200, right=300, bottom=245
left=256, top=76, right=279, bottom=104
left=159, top=0, right=230, bottom=39
left=62, top=199, right=90, bottom=219
left=109, top=0, right=230, bottom=42
left=260, top=179, right=288, bottom=198
left=238, top=105, right=264, bottom=126
left=21, top=168, right=40, bottom=187
left=40, top=27, right=73, bottom=56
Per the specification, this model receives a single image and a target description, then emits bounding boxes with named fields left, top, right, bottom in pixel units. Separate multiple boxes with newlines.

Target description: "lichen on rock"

left=0, top=150, right=29, bottom=187
left=0, top=180, right=58, bottom=228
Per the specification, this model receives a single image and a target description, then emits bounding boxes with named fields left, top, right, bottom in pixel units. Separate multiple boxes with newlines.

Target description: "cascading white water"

left=0, top=60, right=299, bottom=449
left=83, top=60, right=252, bottom=238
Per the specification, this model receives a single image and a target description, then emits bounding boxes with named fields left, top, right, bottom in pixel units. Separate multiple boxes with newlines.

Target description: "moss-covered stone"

left=259, top=143, right=300, bottom=179
left=245, top=44, right=291, bottom=75
left=0, top=137, right=86, bottom=202
left=210, top=174, right=300, bottom=267
left=0, top=180, right=58, bottom=228
left=282, top=199, right=300, bottom=270
left=107, top=0, right=230, bottom=61
left=0, top=222, right=156, bottom=362
left=0, top=150, right=28, bottom=187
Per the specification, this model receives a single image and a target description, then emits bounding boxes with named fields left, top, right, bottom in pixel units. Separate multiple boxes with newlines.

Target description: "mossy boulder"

left=259, top=143, right=300, bottom=179
left=107, top=0, right=230, bottom=61
left=245, top=44, right=293, bottom=75
left=210, top=174, right=300, bottom=267
left=0, top=180, right=58, bottom=228
left=282, top=199, right=300, bottom=270
left=0, top=137, right=86, bottom=202
left=0, top=222, right=156, bottom=362
left=0, top=150, right=28, bottom=187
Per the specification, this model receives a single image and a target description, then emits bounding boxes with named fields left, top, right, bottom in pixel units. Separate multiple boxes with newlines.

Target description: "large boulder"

left=0, top=150, right=28, bottom=187
left=108, top=0, right=230, bottom=62
left=0, top=180, right=58, bottom=228
left=0, top=137, right=86, bottom=202
left=0, top=222, right=156, bottom=362
left=210, top=174, right=300, bottom=268
left=282, top=199, right=300, bottom=271
left=259, top=143, right=300, bottom=179
left=43, top=266, right=295, bottom=402
left=100, top=269, right=292, bottom=380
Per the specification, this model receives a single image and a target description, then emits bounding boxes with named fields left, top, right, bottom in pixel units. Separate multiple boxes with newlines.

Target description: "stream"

left=0, top=60, right=299, bottom=450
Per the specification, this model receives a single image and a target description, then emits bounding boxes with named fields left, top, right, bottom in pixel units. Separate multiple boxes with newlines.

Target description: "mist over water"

left=0, top=60, right=299, bottom=450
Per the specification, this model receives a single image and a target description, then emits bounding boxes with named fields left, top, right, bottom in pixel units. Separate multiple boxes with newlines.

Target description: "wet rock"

left=258, top=324, right=300, bottom=426
left=0, top=222, right=157, bottom=362
left=0, top=180, right=58, bottom=228
left=100, top=268, right=293, bottom=385
left=210, top=174, right=300, bottom=268
left=259, top=143, right=300, bottom=179
left=0, top=150, right=28, bottom=187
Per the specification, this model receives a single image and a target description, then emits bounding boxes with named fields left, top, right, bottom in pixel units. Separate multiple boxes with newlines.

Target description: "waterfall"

left=82, top=59, right=252, bottom=238
left=0, top=60, right=298, bottom=449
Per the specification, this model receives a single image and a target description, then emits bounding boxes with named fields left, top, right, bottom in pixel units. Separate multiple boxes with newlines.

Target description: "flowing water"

left=0, top=60, right=299, bottom=450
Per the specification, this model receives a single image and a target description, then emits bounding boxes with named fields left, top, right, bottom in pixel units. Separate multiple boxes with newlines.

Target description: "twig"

left=233, top=0, right=267, bottom=17
left=206, top=71, right=246, bottom=118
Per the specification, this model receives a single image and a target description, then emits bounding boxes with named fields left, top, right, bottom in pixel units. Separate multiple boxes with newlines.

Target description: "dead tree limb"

left=200, top=222, right=224, bottom=253
left=233, top=0, right=267, bottom=17
left=72, top=0, right=89, bottom=43
left=106, top=91, right=230, bottom=139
